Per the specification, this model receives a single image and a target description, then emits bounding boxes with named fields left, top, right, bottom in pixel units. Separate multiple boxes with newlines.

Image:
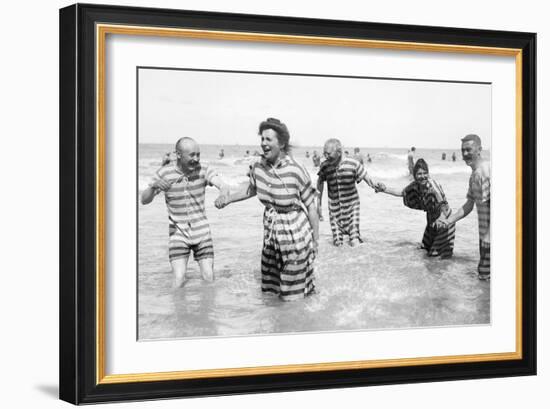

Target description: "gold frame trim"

left=95, top=23, right=523, bottom=385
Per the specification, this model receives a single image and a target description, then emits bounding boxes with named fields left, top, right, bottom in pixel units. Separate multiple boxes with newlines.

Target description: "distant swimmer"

left=353, top=147, right=365, bottom=164
left=305, top=151, right=310, bottom=158
left=407, top=146, right=416, bottom=176
left=312, top=150, right=321, bottom=168
left=442, top=152, right=447, bottom=160
left=452, top=152, right=457, bottom=162
left=219, top=148, right=225, bottom=159
left=367, top=153, right=372, bottom=163
left=244, top=150, right=250, bottom=157
left=160, top=152, right=173, bottom=166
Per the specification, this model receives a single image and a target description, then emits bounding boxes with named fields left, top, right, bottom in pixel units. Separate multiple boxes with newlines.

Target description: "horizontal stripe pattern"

left=403, top=179, right=447, bottom=224
left=250, top=156, right=316, bottom=301
left=421, top=216, right=456, bottom=258
left=318, top=157, right=367, bottom=242
left=260, top=208, right=315, bottom=301
left=250, top=156, right=315, bottom=209
left=478, top=240, right=490, bottom=277
left=169, top=225, right=214, bottom=261
left=403, top=179, right=455, bottom=257
left=328, top=200, right=361, bottom=245
left=151, top=163, right=217, bottom=245
left=467, top=161, right=490, bottom=238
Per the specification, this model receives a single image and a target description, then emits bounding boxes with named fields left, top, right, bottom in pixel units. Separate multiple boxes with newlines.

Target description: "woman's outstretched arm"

left=215, top=182, right=256, bottom=209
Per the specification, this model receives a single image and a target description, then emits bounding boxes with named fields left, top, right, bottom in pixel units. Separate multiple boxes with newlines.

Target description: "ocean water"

left=138, top=144, right=490, bottom=340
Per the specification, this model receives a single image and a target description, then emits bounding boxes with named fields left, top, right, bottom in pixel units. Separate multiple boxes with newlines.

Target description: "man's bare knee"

left=198, top=258, right=214, bottom=281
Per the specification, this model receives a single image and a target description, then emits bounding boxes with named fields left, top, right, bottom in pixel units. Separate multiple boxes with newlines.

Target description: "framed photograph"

left=59, top=3, right=536, bottom=404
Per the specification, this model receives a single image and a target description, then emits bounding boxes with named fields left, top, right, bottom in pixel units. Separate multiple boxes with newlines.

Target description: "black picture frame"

left=59, top=3, right=536, bottom=405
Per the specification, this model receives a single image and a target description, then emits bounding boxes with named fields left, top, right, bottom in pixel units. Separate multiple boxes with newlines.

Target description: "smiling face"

left=260, top=128, right=283, bottom=164
left=461, top=140, right=482, bottom=168
left=414, top=168, right=429, bottom=185
left=176, top=139, right=200, bottom=171
left=323, top=142, right=341, bottom=164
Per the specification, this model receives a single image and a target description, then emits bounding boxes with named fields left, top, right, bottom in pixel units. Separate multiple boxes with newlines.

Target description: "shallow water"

left=138, top=144, right=490, bottom=340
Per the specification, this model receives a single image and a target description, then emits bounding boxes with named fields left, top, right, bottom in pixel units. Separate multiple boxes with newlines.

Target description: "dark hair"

left=413, top=158, right=429, bottom=179
left=258, top=117, right=291, bottom=154
left=461, top=134, right=482, bottom=147
left=411, top=146, right=416, bottom=151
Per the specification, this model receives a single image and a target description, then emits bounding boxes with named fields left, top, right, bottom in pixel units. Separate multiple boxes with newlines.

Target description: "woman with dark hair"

left=215, top=118, right=319, bottom=301
left=377, top=158, right=455, bottom=258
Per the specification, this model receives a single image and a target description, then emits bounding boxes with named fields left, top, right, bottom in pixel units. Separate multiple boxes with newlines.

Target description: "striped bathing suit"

left=402, top=178, right=455, bottom=258
left=467, top=161, right=490, bottom=278
left=318, top=157, right=368, bottom=245
left=249, top=156, right=316, bottom=301
left=151, top=163, right=218, bottom=261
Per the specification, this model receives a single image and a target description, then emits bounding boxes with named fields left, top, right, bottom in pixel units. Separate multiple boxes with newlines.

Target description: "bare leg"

left=171, top=257, right=189, bottom=288
left=349, top=239, right=360, bottom=247
left=198, top=257, right=214, bottom=282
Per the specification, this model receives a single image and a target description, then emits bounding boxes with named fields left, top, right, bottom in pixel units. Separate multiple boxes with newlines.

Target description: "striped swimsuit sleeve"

left=402, top=182, right=424, bottom=210
left=299, top=171, right=315, bottom=208
left=355, top=161, right=368, bottom=182
left=429, top=178, right=446, bottom=203
left=248, top=162, right=258, bottom=195
left=290, top=159, right=315, bottom=208
left=204, top=165, right=218, bottom=186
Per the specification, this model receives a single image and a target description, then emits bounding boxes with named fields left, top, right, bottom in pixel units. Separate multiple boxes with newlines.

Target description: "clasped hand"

left=151, top=178, right=171, bottom=192
left=433, top=218, right=449, bottom=232
left=374, top=182, right=386, bottom=193
left=215, top=195, right=228, bottom=209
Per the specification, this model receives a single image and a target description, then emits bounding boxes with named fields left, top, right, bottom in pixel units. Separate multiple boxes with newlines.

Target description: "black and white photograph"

left=137, top=67, right=492, bottom=340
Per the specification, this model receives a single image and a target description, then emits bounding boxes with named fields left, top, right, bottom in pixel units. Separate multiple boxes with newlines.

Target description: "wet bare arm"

left=210, top=175, right=231, bottom=198
left=362, top=173, right=376, bottom=189
left=306, top=201, right=320, bottom=253
left=445, top=199, right=474, bottom=224
left=141, top=178, right=171, bottom=205
left=215, top=182, right=256, bottom=208
left=316, top=178, right=324, bottom=219
left=379, top=186, right=403, bottom=197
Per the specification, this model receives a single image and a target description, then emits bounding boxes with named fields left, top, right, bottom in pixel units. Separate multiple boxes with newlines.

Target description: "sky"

left=138, top=67, right=492, bottom=150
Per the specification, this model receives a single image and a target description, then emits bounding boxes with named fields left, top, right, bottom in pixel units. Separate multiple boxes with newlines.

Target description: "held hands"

left=214, top=186, right=231, bottom=209
left=433, top=219, right=447, bottom=231
left=151, top=178, right=171, bottom=192
left=214, top=194, right=229, bottom=209
left=374, top=182, right=386, bottom=193
left=433, top=215, right=451, bottom=232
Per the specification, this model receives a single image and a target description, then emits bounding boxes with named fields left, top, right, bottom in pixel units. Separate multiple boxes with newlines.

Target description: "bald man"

left=317, top=138, right=380, bottom=246
left=141, top=137, right=228, bottom=288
